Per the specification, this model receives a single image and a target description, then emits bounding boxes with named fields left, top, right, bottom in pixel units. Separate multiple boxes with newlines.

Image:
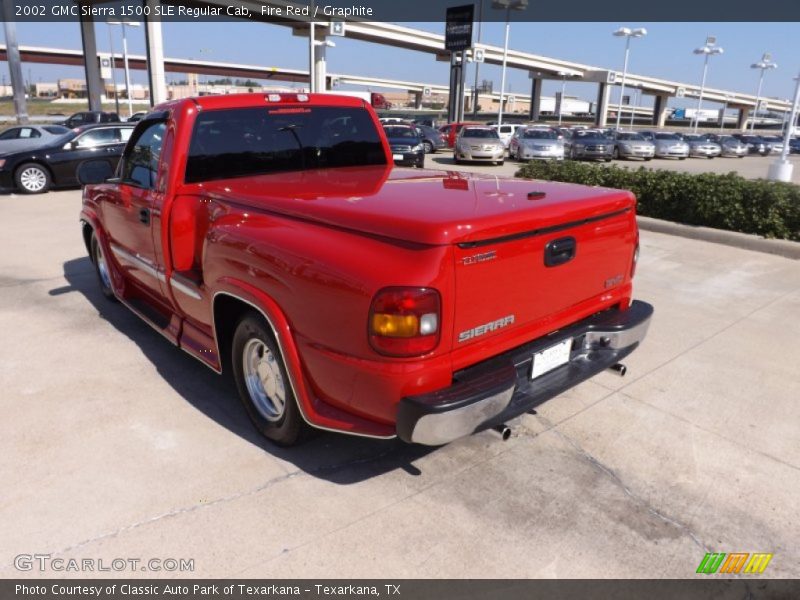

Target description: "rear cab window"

left=185, top=106, right=386, bottom=183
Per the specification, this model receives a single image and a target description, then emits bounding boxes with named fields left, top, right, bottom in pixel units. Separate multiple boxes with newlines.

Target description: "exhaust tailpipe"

left=493, top=424, right=512, bottom=441
left=608, top=363, right=627, bottom=377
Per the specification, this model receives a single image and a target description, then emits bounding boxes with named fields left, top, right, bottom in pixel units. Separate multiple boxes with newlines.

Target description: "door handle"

left=138, top=208, right=150, bottom=225
left=544, top=236, right=576, bottom=267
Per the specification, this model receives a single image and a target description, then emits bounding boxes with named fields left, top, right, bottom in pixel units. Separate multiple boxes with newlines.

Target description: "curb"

left=637, top=216, right=800, bottom=260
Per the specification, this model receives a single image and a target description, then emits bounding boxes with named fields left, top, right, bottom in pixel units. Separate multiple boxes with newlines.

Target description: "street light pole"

left=767, top=73, right=800, bottom=182
left=121, top=23, right=133, bottom=117
left=612, top=27, right=646, bottom=131
left=497, top=8, right=511, bottom=126
left=750, top=54, right=777, bottom=132
left=106, top=25, right=120, bottom=115
left=692, top=37, right=723, bottom=133
left=558, top=72, right=567, bottom=126
left=108, top=21, right=140, bottom=119
left=309, top=0, right=316, bottom=93
left=493, top=0, right=527, bottom=127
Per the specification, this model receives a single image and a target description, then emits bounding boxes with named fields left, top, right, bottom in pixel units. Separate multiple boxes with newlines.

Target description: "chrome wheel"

left=242, top=338, right=286, bottom=422
left=19, top=166, right=47, bottom=192
left=95, top=239, right=112, bottom=290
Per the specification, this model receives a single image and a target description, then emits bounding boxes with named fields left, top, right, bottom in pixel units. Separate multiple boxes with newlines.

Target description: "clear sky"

left=2, top=20, right=798, bottom=109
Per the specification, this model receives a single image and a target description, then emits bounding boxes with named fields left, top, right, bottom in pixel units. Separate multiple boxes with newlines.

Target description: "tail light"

left=369, top=287, right=441, bottom=357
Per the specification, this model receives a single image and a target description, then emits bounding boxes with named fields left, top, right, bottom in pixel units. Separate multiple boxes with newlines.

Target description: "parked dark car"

left=790, top=138, right=800, bottom=154
left=62, top=111, right=121, bottom=129
left=566, top=129, right=613, bottom=161
left=414, top=124, right=446, bottom=154
left=127, top=112, right=148, bottom=123
left=383, top=124, right=425, bottom=167
left=0, top=123, right=134, bottom=193
left=732, top=134, right=769, bottom=155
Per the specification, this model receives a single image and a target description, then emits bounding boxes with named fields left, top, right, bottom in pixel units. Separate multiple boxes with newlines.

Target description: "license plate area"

left=392, top=153, right=404, bottom=160
left=530, top=338, right=572, bottom=380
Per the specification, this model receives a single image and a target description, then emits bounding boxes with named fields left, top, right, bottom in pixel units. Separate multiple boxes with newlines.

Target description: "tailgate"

left=453, top=207, right=637, bottom=348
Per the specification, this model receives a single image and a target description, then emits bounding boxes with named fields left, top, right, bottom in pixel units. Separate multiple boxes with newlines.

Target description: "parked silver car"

left=760, top=135, right=784, bottom=154
left=708, top=134, right=748, bottom=158
left=454, top=126, right=505, bottom=165
left=612, top=131, right=655, bottom=161
left=509, top=127, right=564, bottom=161
left=649, top=132, right=689, bottom=159
left=0, top=124, right=71, bottom=154
left=681, top=134, right=722, bottom=159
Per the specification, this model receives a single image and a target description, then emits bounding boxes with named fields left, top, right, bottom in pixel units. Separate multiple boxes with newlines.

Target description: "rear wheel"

left=232, top=313, right=307, bottom=446
left=422, top=140, right=433, bottom=154
left=90, top=231, right=117, bottom=302
left=15, top=163, right=51, bottom=194
left=613, top=147, right=620, bottom=160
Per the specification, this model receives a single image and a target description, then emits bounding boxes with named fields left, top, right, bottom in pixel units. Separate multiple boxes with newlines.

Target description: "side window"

left=19, top=128, right=41, bottom=139
left=500, top=125, right=511, bottom=134
left=120, top=121, right=166, bottom=189
left=0, top=128, right=20, bottom=140
left=74, top=128, right=119, bottom=148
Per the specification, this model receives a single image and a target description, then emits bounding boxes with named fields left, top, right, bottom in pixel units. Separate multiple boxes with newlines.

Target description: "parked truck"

left=325, top=90, right=392, bottom=110
left=78, top=92, right=652, bottom=447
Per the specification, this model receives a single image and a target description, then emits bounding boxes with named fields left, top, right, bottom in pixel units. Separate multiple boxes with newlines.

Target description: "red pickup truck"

left=78, top=93, right=652, bottom=447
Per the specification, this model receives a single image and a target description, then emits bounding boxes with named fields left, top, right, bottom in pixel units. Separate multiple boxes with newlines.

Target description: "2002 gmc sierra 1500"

left=78, top=93, right=653, bottom=447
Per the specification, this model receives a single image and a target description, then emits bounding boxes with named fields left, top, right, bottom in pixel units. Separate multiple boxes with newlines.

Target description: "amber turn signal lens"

left=371, top=313, right=420, bottom=338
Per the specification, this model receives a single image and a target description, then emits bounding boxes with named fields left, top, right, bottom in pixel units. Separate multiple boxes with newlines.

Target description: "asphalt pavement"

left=1, top=188, right=798, bottom=578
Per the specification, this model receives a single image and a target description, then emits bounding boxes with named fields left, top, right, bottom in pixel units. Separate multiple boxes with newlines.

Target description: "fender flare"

left=211, top=278, right=395, bottom=439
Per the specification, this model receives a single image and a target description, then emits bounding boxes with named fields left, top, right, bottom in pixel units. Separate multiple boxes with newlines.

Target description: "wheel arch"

left=210, top=285, right=395, bottom=439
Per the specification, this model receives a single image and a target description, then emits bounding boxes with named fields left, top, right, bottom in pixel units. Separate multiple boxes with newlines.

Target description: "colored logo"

left=696, top=552, right=773, bottom=575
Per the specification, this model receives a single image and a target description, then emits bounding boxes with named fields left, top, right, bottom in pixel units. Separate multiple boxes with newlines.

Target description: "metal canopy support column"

left=652, top=93, right=670, bottom=128
left=413, top=91, right=423, bottom=110
left=528, top=75, right=542, bottom=121
left=144, top=0, right=168, bottom=105
left=314, top=38, right=328, bottom=92
left=447, top=54, right=464, bottom=123
left=736, top=107, right=751, bottom=131
left=79, top=12, right=103, bottom=112
left=1, top=9, right=28, bottom=124
left=594, top=82, right=610, bottom=127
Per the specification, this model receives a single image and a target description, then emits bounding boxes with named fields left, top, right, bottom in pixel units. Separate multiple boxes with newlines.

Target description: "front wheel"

left=613, top=147, right=620, bottom=160
left=232, top=313, right=308, bottom=446
left=422, top=141, right=433, bottom=154
left=15, top=163, right=51, bottom=194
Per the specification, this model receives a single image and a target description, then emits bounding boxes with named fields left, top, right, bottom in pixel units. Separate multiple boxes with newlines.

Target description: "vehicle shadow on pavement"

left=53, top=257, right=437, bottom=484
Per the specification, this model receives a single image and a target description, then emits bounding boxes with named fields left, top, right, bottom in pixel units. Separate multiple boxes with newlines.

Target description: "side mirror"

left=77, top=159, right=115, bottom=185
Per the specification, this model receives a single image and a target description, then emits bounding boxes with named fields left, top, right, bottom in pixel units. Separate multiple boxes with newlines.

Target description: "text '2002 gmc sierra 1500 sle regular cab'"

left=78, top=93, right=653, bottom=447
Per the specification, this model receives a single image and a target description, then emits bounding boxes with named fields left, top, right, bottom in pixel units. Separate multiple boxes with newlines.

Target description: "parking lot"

left=1, top=180, right=798, bottom=578
left=425, top=149, right=800, bottom=184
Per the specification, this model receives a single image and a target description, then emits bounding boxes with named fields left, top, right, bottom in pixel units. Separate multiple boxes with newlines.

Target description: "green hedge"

left=515, top=161, right=800, bottom=241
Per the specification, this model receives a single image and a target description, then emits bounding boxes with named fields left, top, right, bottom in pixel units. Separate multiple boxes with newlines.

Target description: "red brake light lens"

left=369, top=287, right=441, bottom=357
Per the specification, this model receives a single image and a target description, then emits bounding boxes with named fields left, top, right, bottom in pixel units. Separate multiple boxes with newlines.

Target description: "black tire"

left=613, top=147, right=620, bottom=160
left=604, top=158, right=612, bottom=163
left=679, top=157, right=687, bottom=161
left=15, top=162, right=51, bottom=194
left=644, top=157, right=652, bottom=162
left=90, top=231, right=117, bottom=302
left=422, top=140, right=433, bottom=154
left=232, top=312, right=308, bottom=446
left=498, top=160, right=505, bottom=166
